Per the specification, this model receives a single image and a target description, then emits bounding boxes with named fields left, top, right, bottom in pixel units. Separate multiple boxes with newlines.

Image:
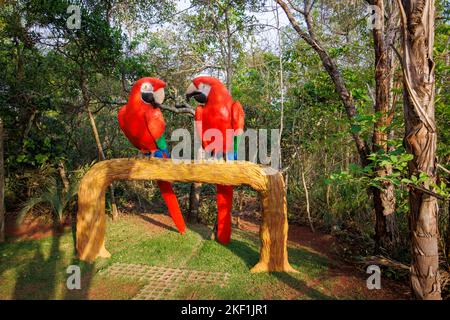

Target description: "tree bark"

left=0, top=118, right=5, bottom=243
left=396, top=0, right=440, bottom=300
left=58, top=161, right=70, bottom=193
left=188, top=182, right=201, bottom=224
left=447, top=199, right=450, bottom=264
left=372, top=186, right=398, bottom=252
left=371, top=0, right=399, bottom=253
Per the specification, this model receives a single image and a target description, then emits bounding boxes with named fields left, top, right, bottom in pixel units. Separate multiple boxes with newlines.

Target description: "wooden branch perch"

left=76, top=158, right=297, bottom=273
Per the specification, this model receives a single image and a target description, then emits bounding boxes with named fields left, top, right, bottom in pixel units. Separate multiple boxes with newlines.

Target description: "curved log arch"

left=76, top=158, right=296, bottom=273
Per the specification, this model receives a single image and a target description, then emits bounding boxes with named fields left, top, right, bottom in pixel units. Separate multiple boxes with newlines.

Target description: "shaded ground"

left=236, top=215, right=410, bottom=299
left=4, top=213, right=72, bottom=240
left=0, top=212, right=410, bottom=300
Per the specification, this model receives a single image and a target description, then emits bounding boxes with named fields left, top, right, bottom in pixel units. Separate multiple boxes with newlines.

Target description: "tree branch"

left=407, top=183, right=448, bottom=201
left=287, top=0, right=305, bottom=14
left=276, top=0, right=370, bottom=164
left=162, top=103, right=195, bottom=116
left=438, top=164, right=450, bottom=175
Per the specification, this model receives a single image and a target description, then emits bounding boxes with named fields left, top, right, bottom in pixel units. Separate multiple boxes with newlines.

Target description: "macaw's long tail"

left=157, top=180, right=186, bottom=234
left=216, top=185, right=233, bottom=244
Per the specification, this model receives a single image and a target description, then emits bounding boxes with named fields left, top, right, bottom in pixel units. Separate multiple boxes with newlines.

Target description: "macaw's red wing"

left=118, top=103, right=159, bottom=153
left=144, top=108, right=165, bottom=142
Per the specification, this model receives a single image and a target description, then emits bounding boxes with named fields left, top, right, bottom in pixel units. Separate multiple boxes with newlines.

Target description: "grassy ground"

left=0, top=213, right=408, bottom=300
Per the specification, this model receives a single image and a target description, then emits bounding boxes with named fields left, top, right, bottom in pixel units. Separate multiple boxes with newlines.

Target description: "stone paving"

left=102, top=263, right=230, bottom=300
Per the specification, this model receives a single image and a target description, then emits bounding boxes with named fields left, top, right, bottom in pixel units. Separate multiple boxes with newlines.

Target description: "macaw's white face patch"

left=140, top=82, right=153, bottom=93
left=140, top=82, right=164, bottom=106
left=153, top=87, right=165, bottom=105
left=198, top=83, right=211, bottom=97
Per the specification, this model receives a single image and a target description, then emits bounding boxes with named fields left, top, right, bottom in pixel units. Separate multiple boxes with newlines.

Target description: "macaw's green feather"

left=234, top=135, right=241, bottom=156
left=156, top=134, right=167, bottom=151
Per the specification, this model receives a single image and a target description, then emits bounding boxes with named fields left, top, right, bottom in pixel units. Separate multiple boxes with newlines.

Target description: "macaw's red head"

left=129, top=77, right=166, bottom=108
left=185, top=76, right=230, bottom=104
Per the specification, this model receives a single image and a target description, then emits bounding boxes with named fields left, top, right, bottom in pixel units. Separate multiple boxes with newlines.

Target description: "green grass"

left=0, top=214, right=364, bottom=300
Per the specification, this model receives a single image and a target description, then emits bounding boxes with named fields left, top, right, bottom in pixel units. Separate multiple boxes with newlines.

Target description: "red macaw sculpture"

left=118, top=77, right=186, bottom=234
left=185, top=76, right=245, bottom=244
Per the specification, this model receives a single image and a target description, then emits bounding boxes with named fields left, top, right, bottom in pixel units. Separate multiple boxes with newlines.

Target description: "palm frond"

left=16, top=195, right=46, bottom=225
left=16, top=174, right=80, bottom=226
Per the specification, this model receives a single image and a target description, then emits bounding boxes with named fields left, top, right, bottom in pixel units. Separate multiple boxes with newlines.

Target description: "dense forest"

left=0, top=0, right=449, bottom=300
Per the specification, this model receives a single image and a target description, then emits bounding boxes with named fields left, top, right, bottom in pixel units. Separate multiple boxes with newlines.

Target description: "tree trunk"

left=301, top=164, right=314, bottom=233
left=275, top=4, right=285, bottom=173
left=447, top=200, right=450, bottom=264
left=86, top=105, right=119, bottom=221
left=396, top=0, right=440, bottom=300
left=0, top=118, right=5, bottom=243
left=188, top=182, right=201, bottom=224
left=22, top=107, right=37, bottom=143
left=371, top=0, right=399, bottom=253
left=372, top=186, right=398, bottom=252
left=81, top=72, right=119, bottom=221
left=224, top=8, right=233, bottom=91
left=58, top=161, right=70, bottom=193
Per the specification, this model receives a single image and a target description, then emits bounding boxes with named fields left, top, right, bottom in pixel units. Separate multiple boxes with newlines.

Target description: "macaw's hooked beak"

left=141, top=91, right=162, bottom=108
left=185, top=83, right=207, bottom=104
left=141, top=91, right=154, bottom=104
left=186, top=91, right=207, bottom=104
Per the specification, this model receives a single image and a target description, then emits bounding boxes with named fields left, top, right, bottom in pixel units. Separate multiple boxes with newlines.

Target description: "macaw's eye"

left=141, top=83, right=153, bottom=93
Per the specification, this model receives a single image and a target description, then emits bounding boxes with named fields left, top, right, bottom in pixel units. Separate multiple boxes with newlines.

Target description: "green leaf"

left=35, top=154, right=49, bottom=164
left=350, top=124, right=362, bottom=133
left=389, top=155, right=398, bottom=163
